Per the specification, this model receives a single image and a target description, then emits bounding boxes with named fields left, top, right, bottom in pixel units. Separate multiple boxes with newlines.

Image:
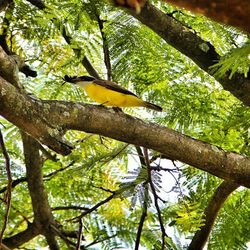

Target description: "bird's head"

left=63, top=75, right=96, bottom=85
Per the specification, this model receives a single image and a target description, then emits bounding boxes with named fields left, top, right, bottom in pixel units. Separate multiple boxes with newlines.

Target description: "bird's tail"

left=143, top=101, right=162, bottom=112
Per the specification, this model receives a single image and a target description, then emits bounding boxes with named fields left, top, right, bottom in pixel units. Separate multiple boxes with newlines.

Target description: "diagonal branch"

left=129, top=2, right=250, bottom=107
left=2, top=222, right=39, bottom=249
left=0, top=129, right=12, bottom=245
left=134, top=147, right=148, bottom=250
left=61, top=25, right=100, bottom=79
left=0, top=161, right=75, bottom=194
left=134, top=202, right=147, bottom=250
left=0, top=76, right=250, bottom=187
left=113, top=0, right=250, bottom=34
left=96, top=14, right=112, bottom=80
left=143, top=148, right=169, bottom=249
left=21, top=132, right=59, bottom=249
left=161, top=0, right=250, bottom=34
left=76, top=219, right=83, bottom=250
left=74, top=193, right=115, bottom=220
left=188, top=180, right=239, bottom=250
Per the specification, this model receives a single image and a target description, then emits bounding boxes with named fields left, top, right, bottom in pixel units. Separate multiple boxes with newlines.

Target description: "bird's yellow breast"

left=83, top=83, right=144, bottom=107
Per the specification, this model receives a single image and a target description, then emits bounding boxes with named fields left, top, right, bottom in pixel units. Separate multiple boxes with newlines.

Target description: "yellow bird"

left=64, top=75, right=162, bottom=112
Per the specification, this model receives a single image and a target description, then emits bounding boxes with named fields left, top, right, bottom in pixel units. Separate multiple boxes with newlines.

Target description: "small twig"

left=50, top=224, right=76, bottom=249
left=92, top=185, right=115, bottom=194
left=75, top=135, right=93, bottom=143
left=143, top=148, right=169, bottom=250
left=0, top=177, right=26, bottom=194
left=85, top=234, right=117, bottom=248
left=96, top=13, right=112, bottom=80
left=76, top=219, right=83, bottom=250
left=52, top=206, right=89, bottom=211
left=71, top=193, right=115, bottom=221
left=99, top=136, right=109, bottom=149
left=135, top=146, right=146, bottom=167
left=134, top=185, right=148, bottom=250
left=39, top=144, right=58, bottom=162
left=0, top=129, right=12, bottom=245
left=0, top=161, right=76, bottom=194
left=43, top=161, right=76, bottom=180
left=150, top=165, right=178, bottom=172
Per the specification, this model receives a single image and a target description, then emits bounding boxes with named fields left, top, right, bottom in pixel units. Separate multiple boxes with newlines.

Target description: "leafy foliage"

left=0, top=0, right=249, bottom=249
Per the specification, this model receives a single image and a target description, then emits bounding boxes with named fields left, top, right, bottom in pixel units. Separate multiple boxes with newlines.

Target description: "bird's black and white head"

left=63, top=75, right=96, bottom=86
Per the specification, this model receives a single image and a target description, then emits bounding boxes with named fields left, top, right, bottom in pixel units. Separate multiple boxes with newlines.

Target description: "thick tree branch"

left=0, top=77, right=250, bottom=187
left=113, top=0, right=250, bottom=34
left=162, top=0, right=250, bottom=34
left=2, top=222, right=39, bottom=249
left=21, top=133, right=59, bottom=249
left=0, top=5, right=37, bottom=78
left=0, top=46, right=20, bottom=88
left=188, top=181, right=239, bottom=250
left=129, top=2, right=250, bottom=107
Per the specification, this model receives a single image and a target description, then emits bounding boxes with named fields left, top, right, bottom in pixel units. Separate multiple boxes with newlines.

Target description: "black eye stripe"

left=80, top=76, right=96, bottom=81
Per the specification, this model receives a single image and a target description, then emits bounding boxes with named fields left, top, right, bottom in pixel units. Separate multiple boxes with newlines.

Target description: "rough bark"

left=21, top=133, right=59, bottom=249
left=129, top=2, right=250, bottom=107
left=2, top=223, right=39, bottom=249
left=0, top=77, right=250, bottom=188
left=162, top=0, right=250, bottom=34
left=3, top=134, right=60, bottom=249
left=188, top=181, right=239, bottom=250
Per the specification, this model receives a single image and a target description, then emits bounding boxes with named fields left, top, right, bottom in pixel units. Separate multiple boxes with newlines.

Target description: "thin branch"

left=81, top=56, right=100, bottom=79
left=76, top=219, right=83, bottom=250
left=39, top=144, right=58, bottom=162
left=188, top=181, right=239, bottom=250
left=134, top=202, right=147, bottom=250
left=43, top=160, right=76, bottom=180
left=50, top=224, right=76, bottom=249
left=0, top=161, right=76, bottom=194
left=0, top=129, right=12, bottom=245
left=0, top=177, right=26, bottom=194
left=134, top=146, right=149, bottom=249
left=61, top=25, right=100, bottom=79
left=143, top=148, right=169, bottom=250
left=84, top=234, right=117, bottom=248
left=96, top=14, right=112, bottom=80
left=135, top=146, right=146, bottom=167
left=52, top=206, right=88, bottom=211
left=92, top=186, right=115, bottom=194
left=73, top=193, right=115, bottom=220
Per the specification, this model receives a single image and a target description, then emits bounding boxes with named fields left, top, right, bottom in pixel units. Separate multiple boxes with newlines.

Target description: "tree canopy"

left=0, top=0, right=249, bottom=249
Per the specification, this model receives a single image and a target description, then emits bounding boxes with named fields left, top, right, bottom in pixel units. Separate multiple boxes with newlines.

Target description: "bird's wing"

left=93, top=79, right=137, bottom=97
